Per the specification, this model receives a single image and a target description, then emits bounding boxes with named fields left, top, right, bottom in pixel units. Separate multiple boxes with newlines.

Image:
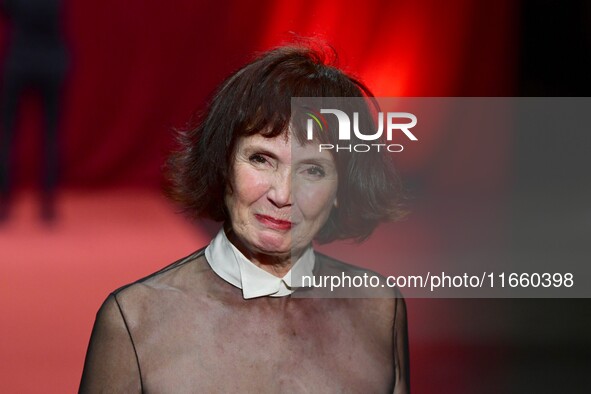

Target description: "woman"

left=80, top=45, right=409, bottom=393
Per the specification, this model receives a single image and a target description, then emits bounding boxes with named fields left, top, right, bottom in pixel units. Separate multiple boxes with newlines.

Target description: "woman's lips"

left=255, top=214, right=293, bottom=230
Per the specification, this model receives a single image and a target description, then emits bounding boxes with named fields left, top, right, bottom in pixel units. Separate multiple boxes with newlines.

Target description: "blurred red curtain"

left=0, top=0, right=516, bottom=188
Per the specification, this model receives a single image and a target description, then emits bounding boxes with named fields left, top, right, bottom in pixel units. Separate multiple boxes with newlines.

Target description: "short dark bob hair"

left=167, top=44, right=405, bottom=243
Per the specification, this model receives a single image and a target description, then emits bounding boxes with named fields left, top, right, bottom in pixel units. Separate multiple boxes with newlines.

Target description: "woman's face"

left=225, top=131, right=338, bottom=261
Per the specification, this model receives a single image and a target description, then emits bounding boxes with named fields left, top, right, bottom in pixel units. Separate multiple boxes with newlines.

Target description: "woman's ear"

left=333, top=198, right=338, bottom=208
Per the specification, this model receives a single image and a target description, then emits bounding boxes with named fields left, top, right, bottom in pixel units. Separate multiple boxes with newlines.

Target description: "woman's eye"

left=249, top=154, right=267, bottom=165
left=305, top=166, right=326, bottom=178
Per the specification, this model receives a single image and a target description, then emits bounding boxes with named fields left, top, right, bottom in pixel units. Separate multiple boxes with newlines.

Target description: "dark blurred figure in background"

left=0, top=0, right=67, bottom=222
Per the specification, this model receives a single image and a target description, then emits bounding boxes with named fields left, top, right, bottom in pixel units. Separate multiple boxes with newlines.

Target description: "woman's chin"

left=254, top=231, right=293, bottom=256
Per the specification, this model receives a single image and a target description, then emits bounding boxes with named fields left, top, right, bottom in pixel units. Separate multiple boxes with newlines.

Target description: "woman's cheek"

left=296, top=181, right=337, bottom=217
left=234, top=165, right=271, bottom=202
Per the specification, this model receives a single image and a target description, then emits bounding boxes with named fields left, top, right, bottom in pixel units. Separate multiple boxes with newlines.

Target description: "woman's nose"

left=267, top=169, right=292, bottom=207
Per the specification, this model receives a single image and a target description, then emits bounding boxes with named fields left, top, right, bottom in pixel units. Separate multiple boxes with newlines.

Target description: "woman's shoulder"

left=311, top=252, right=407, bottom=337
left=115, top=247, right=208, bottom=290
left=312, top=251, right=405, bottom=300
left=102, top=248, right=217, bottom=319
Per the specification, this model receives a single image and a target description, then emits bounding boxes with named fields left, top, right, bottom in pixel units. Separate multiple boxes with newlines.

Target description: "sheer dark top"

left=79, top=249, right=410, bottom=393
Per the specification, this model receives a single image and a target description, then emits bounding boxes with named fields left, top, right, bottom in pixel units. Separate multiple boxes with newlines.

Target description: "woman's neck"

left=225, top=227, right=303, bottom=278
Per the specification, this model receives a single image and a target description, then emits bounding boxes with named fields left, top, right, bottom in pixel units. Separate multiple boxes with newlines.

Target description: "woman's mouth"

left=255, top=214, right=293, bottom=230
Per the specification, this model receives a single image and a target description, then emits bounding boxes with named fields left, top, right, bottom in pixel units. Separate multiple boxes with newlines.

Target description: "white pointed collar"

left=204, top=228, right=315, bottom=299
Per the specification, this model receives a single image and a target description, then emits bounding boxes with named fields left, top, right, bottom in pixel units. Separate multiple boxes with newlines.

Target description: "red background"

left=3, top=0, right=516, bottom=188
left=10, top=1, right=588, bottom=393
